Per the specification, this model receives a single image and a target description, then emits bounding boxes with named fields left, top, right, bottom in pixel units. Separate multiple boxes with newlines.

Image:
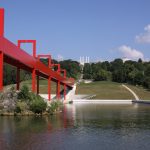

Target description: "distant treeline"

left=4, top=59, right=81, bottom=85
left=83, top=58, right=150, bottom=89
left=40, top=59, right=81, bottom=79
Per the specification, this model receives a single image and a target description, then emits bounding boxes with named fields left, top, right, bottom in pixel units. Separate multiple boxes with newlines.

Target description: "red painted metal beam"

left=60, top=69, right=67, bottom=100
left=0, top=8, right=4, bottom=37
left=37, top=54, right=51, bottom=68
left=0, top=37, right=36, bottom=68
left=0, top=52, right=3, bottom=90
left=37, top=75, right=39, bottom=94
left=17, top=40, right=37, bottom=93
left=48, top=76, right=51, bottom=101
left=32, top=68, right=36, bottom=92
left=51, top=64, right=60, bottom=73
left=63, top=79, right=67, bottom=100
left=18, top=40, right=36, bottom=58
left=16, top=67, right=20, bottom=90
left=56, top=80, right=60, bottom=99
left=0, top=8, right=74, bottom=97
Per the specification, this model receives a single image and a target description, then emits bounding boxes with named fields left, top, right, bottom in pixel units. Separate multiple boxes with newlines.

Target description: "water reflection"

left=0, top=103, right=150, bottom=150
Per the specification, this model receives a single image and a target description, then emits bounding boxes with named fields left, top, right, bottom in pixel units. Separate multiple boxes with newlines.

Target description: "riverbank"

left=73, top=99, right=132, bottom=104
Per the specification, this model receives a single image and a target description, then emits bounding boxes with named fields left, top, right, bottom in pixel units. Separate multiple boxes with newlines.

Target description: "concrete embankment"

left=132, top=100, right=150, bottom=104
left=73, top=99, right=132, bottom=104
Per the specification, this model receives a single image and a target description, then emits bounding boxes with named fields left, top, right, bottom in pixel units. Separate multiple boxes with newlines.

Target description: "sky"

left=0, top=0, right=150, bottom=62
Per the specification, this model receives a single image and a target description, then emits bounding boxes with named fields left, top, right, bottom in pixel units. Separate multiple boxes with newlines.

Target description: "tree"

left=93, top=69, right=111, bottom=81
left=83, top=63, right=93, bottom=79
left=134, top=71, right=144, bottom=85
left=111, top=59, right=126, bottom=82
left=60, top=59, right=81, bottom=79
left=143, top=77, right=150, bottom=89
left=145, top=65, right=150, bottom=76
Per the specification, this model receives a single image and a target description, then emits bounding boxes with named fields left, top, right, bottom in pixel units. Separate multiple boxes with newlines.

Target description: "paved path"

left=122, top=84, right=139, bottom=100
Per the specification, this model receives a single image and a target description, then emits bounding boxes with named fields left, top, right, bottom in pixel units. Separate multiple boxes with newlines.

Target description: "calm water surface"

left=0, top=103, right=150, bottom=150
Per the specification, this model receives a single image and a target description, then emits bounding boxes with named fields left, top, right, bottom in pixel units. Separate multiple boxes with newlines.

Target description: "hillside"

left=76, top=81, right=150, bottom=100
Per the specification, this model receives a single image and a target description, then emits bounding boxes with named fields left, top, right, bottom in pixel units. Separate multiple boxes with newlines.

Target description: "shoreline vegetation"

left=0, top=85, right=63, bottom=116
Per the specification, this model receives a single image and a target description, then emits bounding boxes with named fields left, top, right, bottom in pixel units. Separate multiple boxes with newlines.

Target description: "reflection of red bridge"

left=0, top=8, right=74, bottom=101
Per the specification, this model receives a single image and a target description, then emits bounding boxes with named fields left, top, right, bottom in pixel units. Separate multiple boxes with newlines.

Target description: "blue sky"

left=1, top=0, right=150, bottom=62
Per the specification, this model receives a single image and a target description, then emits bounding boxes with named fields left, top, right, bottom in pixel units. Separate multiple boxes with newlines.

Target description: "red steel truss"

left=0, top=8, right=74, bottom=100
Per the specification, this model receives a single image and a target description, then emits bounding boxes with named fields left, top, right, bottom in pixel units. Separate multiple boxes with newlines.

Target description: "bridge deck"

left=0, top=36, right=74, bottom=87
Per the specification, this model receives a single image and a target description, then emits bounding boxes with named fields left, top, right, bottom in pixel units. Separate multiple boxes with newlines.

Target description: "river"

left=0, top=103, right=150, bottom=150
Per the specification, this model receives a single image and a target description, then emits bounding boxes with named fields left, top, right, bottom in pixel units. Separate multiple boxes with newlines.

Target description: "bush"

left=18, top=85, right=30, bottom=101
left=14, top=101, right=28, bottom=113
left=14, top=106, right=21, bottom=113
left=0, top=92, right=4, bottom=101
left=47, top=100, right=63, bottom=114
left=30, top=94, right=47, bottom=114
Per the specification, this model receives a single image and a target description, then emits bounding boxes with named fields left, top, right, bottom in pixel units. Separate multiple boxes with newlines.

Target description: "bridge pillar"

left=56, top=80, right=60, bottom=99
left=0, top=52, right=3, bottom=91
left=0, top=8, right=4, bottom=37
left=37, top=75, right=39, bottom=94
left=32, top=68, right=36, bottom=93
left=48, top=76, right=51, bottom=101
left=64, top=84, right=66, bottom=100
left=16, top=67, right=20, bottom=90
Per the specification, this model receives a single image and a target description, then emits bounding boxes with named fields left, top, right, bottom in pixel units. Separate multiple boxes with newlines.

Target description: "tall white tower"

left=79, top=56, right=90, bottom=65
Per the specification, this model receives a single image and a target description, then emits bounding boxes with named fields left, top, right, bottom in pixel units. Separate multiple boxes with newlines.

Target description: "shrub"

left=47, top=100, right=63, bottom=114
left=30, top=95, right=47, bottom=114
left=14, top=101, right=28, bottom=113
left=0, top=92, right=4, bottom=101
left=18, top=85, right=30, bottom=101
left=14, top=106, right=21, bottom=113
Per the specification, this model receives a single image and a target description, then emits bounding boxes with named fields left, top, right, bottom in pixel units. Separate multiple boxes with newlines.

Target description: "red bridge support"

left=38, top=54, right=52, bottom=101
left=16, top=67, right=20, bottom=90
left=61, top=69, right=67, bottom=100
left=51, top=63, right=61, bottom=99
left=0, top=8, right=75, bottom=102
left=48, top=76, right=51, bottom=100
left=0, top=9, right=4, bottom=91
left=37, top=75, right=39, bottom=94
left=0, top=52, right=3, bottom=91
left=32, top=68, right=36, bottom=93
left=17, top=40, right=37, bottom=92
left=56, top=80, right=60, bottom=99
left=0, top=8, right=4, bottom=37
left=37, top=54, right=51, bottom=68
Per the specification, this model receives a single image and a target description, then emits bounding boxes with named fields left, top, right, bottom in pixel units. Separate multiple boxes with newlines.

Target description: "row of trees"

left=83, top=58, right=150, bottom=89
left=3, top=59, right=81, bottom=85
left=35, top=58, right=81, bottom=79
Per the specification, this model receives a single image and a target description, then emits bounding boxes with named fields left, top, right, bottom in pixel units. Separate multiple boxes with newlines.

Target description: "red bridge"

left=0, top=8, right=74, bottom=101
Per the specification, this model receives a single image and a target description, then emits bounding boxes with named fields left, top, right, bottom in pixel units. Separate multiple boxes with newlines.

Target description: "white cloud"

left=135, top=24, right=150, bottom=43
left=118, top=45, right=144, bottom=60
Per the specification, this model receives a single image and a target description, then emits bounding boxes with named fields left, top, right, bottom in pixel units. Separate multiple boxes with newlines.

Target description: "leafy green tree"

left=83, top=63, right=92, bottom=79
left=134, top=71, right=144, bottom=85
left=143, top=77, right=150, bottom=89
left=93, top=69, right=111, bottom=81
left=145, top=65, right=150, bottom=76
left=60, top=59, right=81, bottom=79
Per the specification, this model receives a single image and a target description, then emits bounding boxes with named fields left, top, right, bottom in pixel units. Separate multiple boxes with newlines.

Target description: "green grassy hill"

left=4, top=80, right=150, bottom=100
left=76, top=81, right=150, bottom=100
left=4, top=79, right=63, bottom=94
